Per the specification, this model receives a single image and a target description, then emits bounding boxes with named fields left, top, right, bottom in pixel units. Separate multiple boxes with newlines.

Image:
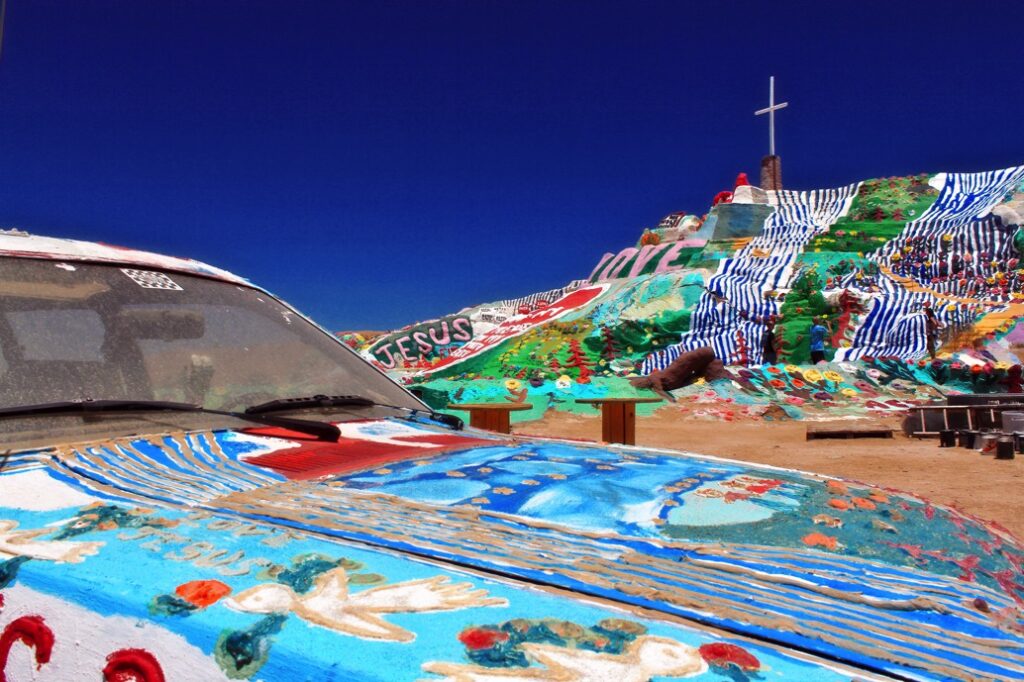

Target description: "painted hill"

left=356, top=165, right=1024, bottom=423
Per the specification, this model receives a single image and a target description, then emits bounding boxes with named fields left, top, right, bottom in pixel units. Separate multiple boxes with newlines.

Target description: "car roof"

left=0, top=229, right=249, bottom=285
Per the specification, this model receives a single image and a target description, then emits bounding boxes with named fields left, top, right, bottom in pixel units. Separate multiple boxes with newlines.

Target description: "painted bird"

left=420, top=635, right=707, bottom=681
left=225, top=567, right=507, bottom=642
left=0, top=519, right=102, bottom=563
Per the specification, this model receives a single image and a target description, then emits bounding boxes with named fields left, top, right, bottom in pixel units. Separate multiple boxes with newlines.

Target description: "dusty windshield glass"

left=0, top=257, right=420, bottom=444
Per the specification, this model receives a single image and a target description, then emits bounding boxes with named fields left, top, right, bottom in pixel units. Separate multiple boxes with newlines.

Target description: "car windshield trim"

left=243, top=394, right=464, bottom=431
left=0, top=399, right=341, bottom=442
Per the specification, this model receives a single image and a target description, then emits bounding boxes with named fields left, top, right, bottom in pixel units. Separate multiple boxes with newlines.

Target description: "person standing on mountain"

left=761, top=314, right=779, bottom=365
left=808, top=316, right=831, bottom=364
left=924, top=306, right=943, bottom=360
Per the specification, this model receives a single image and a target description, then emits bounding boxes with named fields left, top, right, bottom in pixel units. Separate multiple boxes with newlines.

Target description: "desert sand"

left=519, top=411, right=1024, bottom=538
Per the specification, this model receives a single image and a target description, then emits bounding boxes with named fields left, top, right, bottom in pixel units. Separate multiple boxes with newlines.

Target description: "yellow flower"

left=823, top=371, right=842, bottom=382
left=784, top=365, right=801, bottom=374
left=996, top=361, right=1011, bottom=370
left=841, top=388, right=859, bottom=397
left=804, top=369, right=823, bottom=382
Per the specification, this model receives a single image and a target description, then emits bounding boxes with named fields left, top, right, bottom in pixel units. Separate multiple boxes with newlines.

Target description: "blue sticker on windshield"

left=120, top=268, right=183, bottom=291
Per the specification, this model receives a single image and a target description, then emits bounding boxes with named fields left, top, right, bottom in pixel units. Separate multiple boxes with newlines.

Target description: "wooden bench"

left=806, top=423, right=894, bottom=440
left=575, top=397, right=662, bottom=445
left=446, top=403, right=532, bottom=434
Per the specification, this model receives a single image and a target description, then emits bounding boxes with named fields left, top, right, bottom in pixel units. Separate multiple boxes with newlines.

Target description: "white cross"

left=754, top=76, right=788, bottom=157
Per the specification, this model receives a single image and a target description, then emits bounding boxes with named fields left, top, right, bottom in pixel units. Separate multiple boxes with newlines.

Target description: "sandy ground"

left=518, top=411, right=1024, bottom=538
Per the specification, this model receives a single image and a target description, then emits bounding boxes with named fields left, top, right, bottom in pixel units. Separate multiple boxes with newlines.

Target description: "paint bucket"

left=958, top=430, right=976, bottom=449
left=996, top=436, right=1015, bottom=460
left=1002, top=411, right=1024, bottom=432
left=939, top=429, right=956, bottom=447
left=979, top=433, right=998, bottom=455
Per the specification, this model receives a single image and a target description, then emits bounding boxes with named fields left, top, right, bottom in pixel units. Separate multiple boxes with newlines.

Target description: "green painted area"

left=839, top=174, right=939, bottom=225
left=775, top=266, right=833, bottom=365
left=804, top=175, right=939, bottom=255
left=806, top=221, right=908, bottom=254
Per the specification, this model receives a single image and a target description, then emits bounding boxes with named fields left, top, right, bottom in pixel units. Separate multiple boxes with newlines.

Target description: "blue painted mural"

left=1, top=418, right=1021, bottom=680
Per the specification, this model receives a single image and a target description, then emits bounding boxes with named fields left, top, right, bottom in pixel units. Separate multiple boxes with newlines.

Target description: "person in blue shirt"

left=808, top=316, right=830, bottom=364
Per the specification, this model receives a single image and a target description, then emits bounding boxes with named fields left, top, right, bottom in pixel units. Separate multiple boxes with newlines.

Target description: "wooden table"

left=446, top=403, right=532, bottom=434
left=574, top=397, right=662, bottom=445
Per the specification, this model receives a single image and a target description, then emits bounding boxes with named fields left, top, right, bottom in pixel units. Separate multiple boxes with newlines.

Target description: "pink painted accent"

left=588, top=252, right=614, bottom=281
left=603, top=248, right=638, bottom=279
left=654, top=242, right=687, bottom=274
left=627, top=245, right=663, bottom=278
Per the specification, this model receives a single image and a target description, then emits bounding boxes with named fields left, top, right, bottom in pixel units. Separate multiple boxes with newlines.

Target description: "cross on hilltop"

left=754, top=76, right=787, bottom=190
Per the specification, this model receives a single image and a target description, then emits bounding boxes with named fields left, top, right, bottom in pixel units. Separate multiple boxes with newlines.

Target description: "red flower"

left=699, top=642, right=761, bottom=671
left=768, top=379, right=786, bottom=389
left=458, top=627, right=509, bottom=650
left=175, top=580, right=231, bottom=608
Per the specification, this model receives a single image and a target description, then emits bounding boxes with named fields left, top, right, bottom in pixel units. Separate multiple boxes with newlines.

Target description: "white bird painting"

left=420, top=635, right=708, bottom=681
left=0, top=519, right=103, bottom=563
left=224, top=566, right=508, bottom=642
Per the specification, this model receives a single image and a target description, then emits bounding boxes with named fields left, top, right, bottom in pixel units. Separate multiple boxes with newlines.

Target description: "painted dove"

left=225, top=566, right=507, bottom=642
left=421, top=635, right=707, bottom=682
left=0, top=519, right=102, bottom=563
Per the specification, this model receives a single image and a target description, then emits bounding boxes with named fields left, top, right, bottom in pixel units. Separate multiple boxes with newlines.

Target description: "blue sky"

left=2, top=1, right=1023, bottom=330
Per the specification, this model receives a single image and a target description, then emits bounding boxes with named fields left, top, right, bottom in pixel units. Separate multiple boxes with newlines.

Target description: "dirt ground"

left=518, top=411, right=1024, bottom=538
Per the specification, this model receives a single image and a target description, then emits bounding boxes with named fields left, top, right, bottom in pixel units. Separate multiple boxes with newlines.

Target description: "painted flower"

left=813, top=391, right=832, bottom=401
left=866, top=368, right=882, bottom=379
left=699, top=643, right=761, bottom=672
left=175, top=580, right=231, bottom=608
left=458, top=627, right=509, bottom=650
left=791, top=378, right=806, bottom=388
left=766, top=366, right=781, bottom=374
left=804, top=369, right=823, bottom=382
left=840, top=388, right=859, bottom=397
left=784, top=396, right=805, bottom=406
left=784, top=364, right=801, bottom=374
left=768, top=379, right=786, bottom=389
left=823, top=371, right=842, bottom=382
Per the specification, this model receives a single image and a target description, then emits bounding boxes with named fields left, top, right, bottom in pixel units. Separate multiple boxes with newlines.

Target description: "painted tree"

left=563, top=339, right=595, bottom=383
left=600, top=325, right=620, bottom=362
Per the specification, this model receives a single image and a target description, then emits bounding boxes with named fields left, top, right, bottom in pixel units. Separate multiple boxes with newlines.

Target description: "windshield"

left=0, top=257, right=421, bottom=444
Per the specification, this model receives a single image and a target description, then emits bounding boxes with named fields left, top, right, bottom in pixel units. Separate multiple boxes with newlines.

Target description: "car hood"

left=6, top=417, right=1023, bottom=681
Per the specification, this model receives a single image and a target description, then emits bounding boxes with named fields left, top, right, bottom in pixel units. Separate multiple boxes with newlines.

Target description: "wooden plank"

left=806, top=424, right=894, bottom=440
left=623, top=401, right=637, bottom=445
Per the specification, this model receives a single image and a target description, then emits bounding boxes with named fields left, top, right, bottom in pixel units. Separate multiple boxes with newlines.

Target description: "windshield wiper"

left=244, top=394, right=463, bottom=431
left=0, top=399, right=341, bottom=442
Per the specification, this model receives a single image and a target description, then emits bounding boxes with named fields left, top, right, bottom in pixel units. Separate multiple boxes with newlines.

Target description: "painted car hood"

left=4, top=418, right=1022, bottom=681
